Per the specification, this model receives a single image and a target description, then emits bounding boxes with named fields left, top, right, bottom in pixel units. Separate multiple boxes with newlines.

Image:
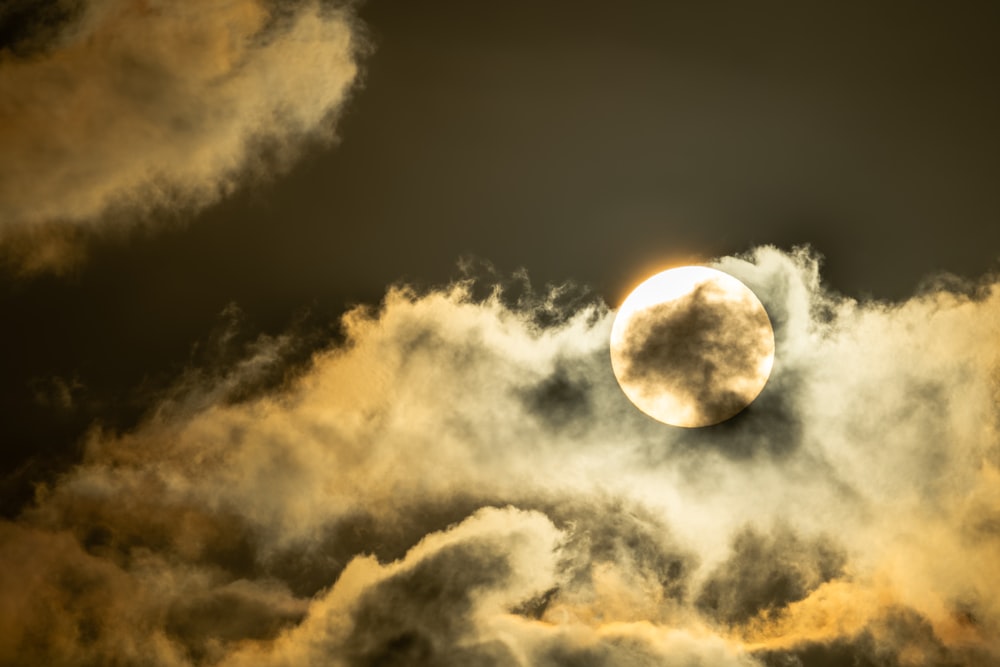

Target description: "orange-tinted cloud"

left=0, top=0, right=363, bottom=273
left=3, top=247, right=999, bottom=665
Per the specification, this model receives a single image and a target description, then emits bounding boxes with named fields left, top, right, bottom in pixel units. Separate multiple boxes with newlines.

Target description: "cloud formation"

left=0, top=0, right=363, bottom=273
left=2, top=246, right=999, bottom=665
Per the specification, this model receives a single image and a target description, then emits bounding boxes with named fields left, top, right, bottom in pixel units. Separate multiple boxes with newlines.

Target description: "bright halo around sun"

left=610, top=266, right=775, bottom=427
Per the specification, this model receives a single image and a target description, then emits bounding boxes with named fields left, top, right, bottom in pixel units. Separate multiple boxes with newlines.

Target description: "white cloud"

left=4, top=246, right=999, bottom=664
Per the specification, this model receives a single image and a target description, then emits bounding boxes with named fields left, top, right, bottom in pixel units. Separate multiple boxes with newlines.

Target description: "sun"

left=610, top=266, right=775, bottom=427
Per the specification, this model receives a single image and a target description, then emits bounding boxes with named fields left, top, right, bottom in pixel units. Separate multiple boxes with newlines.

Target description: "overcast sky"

left=1, top=2, right=999, bottom=666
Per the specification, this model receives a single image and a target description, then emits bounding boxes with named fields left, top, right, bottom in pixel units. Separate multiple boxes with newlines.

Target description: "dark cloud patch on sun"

left=616, top=279, right=774, bottom=426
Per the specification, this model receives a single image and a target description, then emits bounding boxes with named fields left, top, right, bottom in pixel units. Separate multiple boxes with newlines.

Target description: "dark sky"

left=2, top=0, right=1000, bottom=509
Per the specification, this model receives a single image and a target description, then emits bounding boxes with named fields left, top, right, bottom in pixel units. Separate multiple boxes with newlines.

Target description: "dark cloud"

left=668, top=358, right=807, bottom=461
left=756, top=634, right=886, bottom=667
left=697, top=524, right=846, bottom=626
left=551, top=497, right=695, bottom=606
left=164, top=581, right=306, bottom=663
left=616, top=279, right=773, bottom=426
left=520, top=360, right=595, bottom=432
left=342, top=537, right=520, bottom=666
left=0, top=0, right=83, bottom=57
left=753, top=606, right=982, bottom=667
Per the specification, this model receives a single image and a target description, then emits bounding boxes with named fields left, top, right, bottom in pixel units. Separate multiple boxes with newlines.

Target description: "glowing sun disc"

left=610, top=266, right=775, bottom=427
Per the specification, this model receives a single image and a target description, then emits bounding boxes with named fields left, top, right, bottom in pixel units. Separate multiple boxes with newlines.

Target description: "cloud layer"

left=2, top=246, right=999, bottom=665
left=0, top=0, right=362, bottom=272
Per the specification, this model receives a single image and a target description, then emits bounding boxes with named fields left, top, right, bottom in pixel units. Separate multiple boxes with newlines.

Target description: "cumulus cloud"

left=0, top=0, right=363, bottom=273
left=2, top=246, right=999, bottom=665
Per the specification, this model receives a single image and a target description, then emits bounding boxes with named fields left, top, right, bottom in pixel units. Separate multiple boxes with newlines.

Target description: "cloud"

left=0, top=0, right=364, bottom=273
left=696, top=523, right=846, bottom=626
left=2, top=246, right=999, bottom=665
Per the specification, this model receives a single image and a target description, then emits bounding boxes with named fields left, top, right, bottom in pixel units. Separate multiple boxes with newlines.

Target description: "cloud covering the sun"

left=2, top=246, right=999, bottom=665
left=611, top=268, right=775, bottom=427
left=0, top=0, right=363, bottom=273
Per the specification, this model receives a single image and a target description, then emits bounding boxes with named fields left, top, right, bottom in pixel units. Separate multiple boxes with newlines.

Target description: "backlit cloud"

left=2, top=246, right=998, bottom=665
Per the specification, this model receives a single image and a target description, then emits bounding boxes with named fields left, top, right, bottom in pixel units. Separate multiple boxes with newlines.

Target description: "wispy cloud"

left=0, top=0, right=364, bottom=273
